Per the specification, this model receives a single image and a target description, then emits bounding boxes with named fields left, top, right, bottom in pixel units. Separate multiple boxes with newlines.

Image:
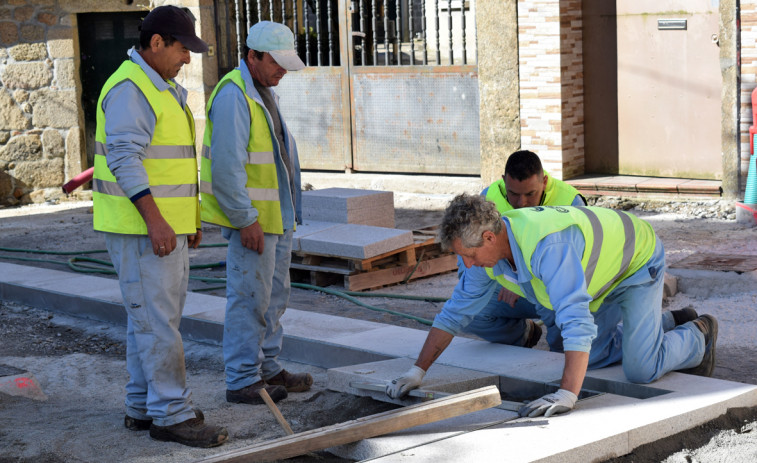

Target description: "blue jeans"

left=589, top=241, right=705, bottom=382
left=222, top=227, right=293, bottom=390
left=464, top=294, right=563, bottom=351
left=105, top=234, right=196, bottom=427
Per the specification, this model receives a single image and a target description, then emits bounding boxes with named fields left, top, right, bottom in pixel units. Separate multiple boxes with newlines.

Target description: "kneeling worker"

left=466, top=150, right=586, bottom=350
left=388, top=194, right=717, bottom=418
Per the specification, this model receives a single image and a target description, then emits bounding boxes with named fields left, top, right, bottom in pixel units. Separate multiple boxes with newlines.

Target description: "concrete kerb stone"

left=298, top=223, right=414, bottom=259
left=302, top=187, right=396, bottom=228
left=327, top=357, right=499, bottom=406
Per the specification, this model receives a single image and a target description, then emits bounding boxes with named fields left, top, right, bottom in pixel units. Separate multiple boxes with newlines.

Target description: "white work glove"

left=386, top=365, right=426, bottom=399
left=518, top=389, right=577, bottom=418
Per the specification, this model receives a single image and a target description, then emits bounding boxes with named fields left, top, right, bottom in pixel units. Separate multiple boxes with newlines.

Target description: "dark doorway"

left=78, top=12, right=145, bottom=168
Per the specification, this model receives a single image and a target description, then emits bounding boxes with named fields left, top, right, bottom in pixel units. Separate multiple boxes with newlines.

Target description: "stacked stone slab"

left=302, top=188, right=395, bottom=228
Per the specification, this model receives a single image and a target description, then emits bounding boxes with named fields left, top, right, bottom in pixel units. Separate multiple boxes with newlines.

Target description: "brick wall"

left=517, top=0, right=584, bottom=181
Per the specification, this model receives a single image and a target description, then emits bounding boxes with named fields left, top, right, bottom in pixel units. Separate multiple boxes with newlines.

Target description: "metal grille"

left=214, top=0, right=475, bottom=71
left=352, top=0, right=476, bottom=66
left=215, top=0, right=341, bottom=75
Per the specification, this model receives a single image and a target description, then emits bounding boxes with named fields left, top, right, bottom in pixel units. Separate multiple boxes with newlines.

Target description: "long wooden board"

left=196, top=385, right=501, bottom=463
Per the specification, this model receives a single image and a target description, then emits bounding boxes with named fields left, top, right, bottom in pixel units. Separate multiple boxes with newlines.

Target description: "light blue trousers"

left=465, top=294, right=563, bottom=351
left=464, top=242, right=705, bottom=383
left=105, top=234, right=196, bottom=427
left=589, top=241, right=705, bottom=383
left=222, top=227, right=293, bottom=390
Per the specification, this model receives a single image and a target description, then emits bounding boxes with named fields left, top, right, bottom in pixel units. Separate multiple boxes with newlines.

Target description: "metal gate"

left=214, top=0, right=479, bottom=174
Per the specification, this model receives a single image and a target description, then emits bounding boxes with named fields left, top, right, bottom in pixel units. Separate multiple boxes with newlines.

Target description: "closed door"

left=616, top=0, right=722, bottom=179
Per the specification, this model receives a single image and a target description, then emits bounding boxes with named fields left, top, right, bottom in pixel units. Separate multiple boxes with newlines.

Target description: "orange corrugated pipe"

left=61, top=166, right=94, bottom=194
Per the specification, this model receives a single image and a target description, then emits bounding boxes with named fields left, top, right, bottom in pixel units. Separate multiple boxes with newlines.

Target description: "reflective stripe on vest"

left=485, top=172, right=580, bottom=214
left=199, top=71, right=285, bottom=234
left=92, top=60, right=199, bottom=236
left=488, top=206, right=655, bottom=312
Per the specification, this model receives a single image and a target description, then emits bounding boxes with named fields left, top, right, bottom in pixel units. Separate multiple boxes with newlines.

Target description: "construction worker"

left=466, top=150, right=586, bottom=350
left=92, top=6, right=227, bottom=447
left=200, top=21, right=312, bottom=406
left=388, top=194, right=716, bottom=418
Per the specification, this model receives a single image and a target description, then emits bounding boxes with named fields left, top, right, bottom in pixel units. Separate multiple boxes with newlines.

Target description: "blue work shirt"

left=207, top=60, right=301, bottom=230
left=102, top=47, right=188, bottom=200
left=434, top=219, right=600, bottom=353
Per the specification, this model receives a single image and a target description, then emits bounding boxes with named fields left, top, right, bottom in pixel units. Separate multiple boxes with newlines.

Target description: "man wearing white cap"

left=200, top=21, right=311, bottom=405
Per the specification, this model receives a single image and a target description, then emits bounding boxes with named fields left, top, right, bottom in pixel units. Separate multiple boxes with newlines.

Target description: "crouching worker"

left=387, top=194, right=717, bottom=418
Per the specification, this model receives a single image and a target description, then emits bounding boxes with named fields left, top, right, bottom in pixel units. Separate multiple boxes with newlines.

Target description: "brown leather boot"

left=680, top=314, right=718, bottom=377
left=266, top=369, right=314, bottom=392
left=226, top=380, right=287, bottom=404
left=125, top=408, right=204, bottom=431
left=149, top=413, right=227, bottom=448
left=522, top=319, right=542, bottom=349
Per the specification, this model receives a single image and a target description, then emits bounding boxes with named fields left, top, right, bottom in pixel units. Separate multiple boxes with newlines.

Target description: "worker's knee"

left=622, top=363, right=657, bottom=384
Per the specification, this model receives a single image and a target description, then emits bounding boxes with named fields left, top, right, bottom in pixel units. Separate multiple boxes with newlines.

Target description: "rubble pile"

left=588, top=196, right=737, bottom=220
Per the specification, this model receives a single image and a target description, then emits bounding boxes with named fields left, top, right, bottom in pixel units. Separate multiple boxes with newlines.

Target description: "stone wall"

left=0, top=0, right=214, bottom=207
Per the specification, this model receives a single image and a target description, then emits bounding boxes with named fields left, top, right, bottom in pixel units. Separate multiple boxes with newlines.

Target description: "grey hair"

left=440, top=193, right=503, bottom=251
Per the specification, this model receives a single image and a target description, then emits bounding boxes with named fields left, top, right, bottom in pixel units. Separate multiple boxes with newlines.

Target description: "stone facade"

left=0, top=0, right=214, bottom=206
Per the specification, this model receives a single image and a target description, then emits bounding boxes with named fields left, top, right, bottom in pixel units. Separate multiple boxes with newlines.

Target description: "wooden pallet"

left=289, top=226, right=458, bottom=291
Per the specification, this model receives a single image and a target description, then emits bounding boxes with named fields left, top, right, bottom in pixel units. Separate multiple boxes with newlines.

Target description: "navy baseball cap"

left=141, top=5, right=209, bottom=53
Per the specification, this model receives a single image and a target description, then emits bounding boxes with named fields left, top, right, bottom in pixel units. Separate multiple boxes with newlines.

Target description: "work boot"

left=680, top=314, right=718, bottom=377
left=125, top=408, right=204, bottom=431
left=226, top=380, right=287, bottom=405
left=522, top=319, right=542, bottom=349
left=266, top=369, right=314, bottom=393
left=149, top=414, right=228, bottom=448
left=671, top=307, right=699, bottom=326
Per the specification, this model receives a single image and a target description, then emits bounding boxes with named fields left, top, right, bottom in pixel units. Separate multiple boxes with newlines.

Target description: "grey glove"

left=518, top=389, right=577, bottom=418
left=385, top=365, right=426, bottom=399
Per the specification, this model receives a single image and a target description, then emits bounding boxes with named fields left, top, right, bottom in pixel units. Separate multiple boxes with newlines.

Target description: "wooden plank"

left=349, top=381, right=523, bottom=412
left=345, top=253, right=458, bottom=291
left=197, top=385, right=501, bottom=463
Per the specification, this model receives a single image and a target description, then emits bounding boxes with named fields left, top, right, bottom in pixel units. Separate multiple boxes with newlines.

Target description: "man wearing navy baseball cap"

left=92, top=5, right=228, bottom=448
left=200, top=21, right=310, bottom=406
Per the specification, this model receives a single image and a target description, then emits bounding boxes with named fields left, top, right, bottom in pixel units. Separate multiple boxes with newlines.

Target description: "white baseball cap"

left=246, top=21, right=305, bottom=71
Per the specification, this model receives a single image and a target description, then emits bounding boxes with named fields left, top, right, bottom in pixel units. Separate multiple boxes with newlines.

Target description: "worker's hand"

left=518, top=389, right=577, bottom=418
left=188, top=229, right=202, bottom=249
left=240, top=221, right=264, bottom=254
left=132, top=193, right=177, bottom=257
left=497, top=287, right=520, bottom=307
left=386, top=365, right=426, bottom=399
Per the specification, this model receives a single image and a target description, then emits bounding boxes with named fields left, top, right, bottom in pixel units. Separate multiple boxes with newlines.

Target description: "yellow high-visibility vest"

left=199, top=70, right=285, bottom=234
left=487, top=206, right=656, bottom=312
left=93, top=60, right=199, bottom=235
